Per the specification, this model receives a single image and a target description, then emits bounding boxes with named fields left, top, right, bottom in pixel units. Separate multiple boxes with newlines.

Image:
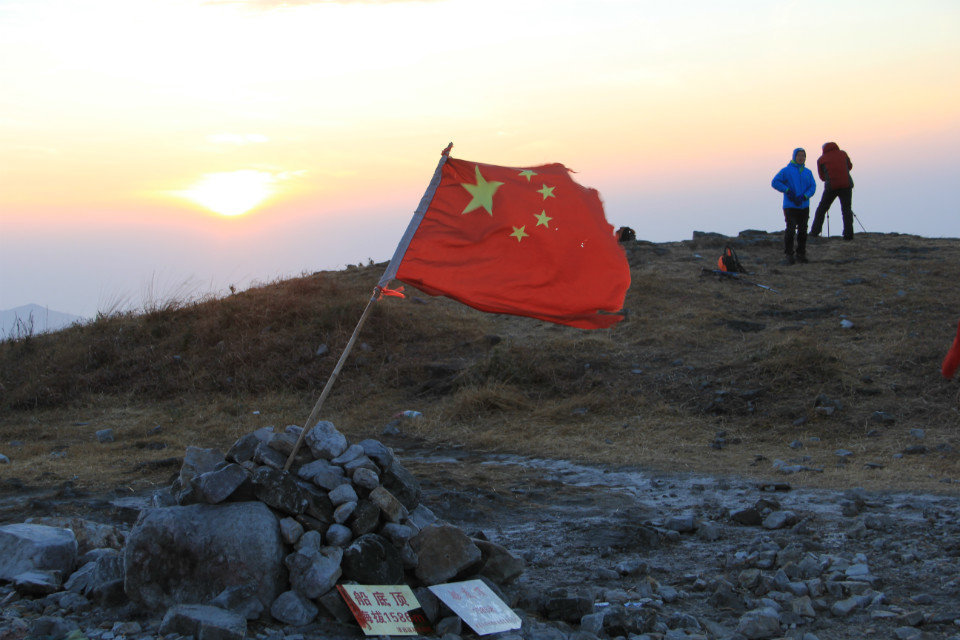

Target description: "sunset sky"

left=2, top=0, right=958, bottom=318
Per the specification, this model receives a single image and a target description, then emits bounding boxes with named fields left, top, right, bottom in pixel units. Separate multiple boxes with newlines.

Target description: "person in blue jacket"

left=771, top=148, right=817, bottom=264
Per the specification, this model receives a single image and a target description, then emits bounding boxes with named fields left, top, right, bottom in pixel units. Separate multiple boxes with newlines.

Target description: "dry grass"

left=1, top=232, right=959, bottom=496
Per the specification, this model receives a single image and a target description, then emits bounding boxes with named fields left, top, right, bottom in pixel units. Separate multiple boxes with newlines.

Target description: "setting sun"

left=179, top=170, right=276, bottom=217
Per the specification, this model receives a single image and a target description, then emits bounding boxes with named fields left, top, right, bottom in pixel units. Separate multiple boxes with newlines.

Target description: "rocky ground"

left=3, top=436, right=960, bottom=640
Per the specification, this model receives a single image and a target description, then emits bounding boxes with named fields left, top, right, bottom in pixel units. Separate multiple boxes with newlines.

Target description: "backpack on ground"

left=717, top=246, right=745, bottom=273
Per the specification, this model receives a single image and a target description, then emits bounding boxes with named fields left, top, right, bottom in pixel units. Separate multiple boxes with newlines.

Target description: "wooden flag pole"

left=283, top=144, right=454, bottom=471
left=283, top=288, right=379, bottom=471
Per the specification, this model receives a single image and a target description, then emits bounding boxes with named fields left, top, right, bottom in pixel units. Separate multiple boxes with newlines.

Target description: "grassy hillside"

left=1, top=231, right=958, bottom=495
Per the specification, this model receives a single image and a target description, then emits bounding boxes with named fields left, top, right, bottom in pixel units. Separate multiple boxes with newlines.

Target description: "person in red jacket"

left=810, top=142, right=855, bottom=240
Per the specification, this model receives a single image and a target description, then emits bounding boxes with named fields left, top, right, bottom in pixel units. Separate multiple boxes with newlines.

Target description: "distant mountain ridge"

left=1, top=304, right=87, bottom=337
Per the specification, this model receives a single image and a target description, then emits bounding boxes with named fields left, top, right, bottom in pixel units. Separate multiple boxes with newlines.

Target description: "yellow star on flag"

left=510, top=225, right=529, bottom=242
left=461, top=166, right=503, bottom=216
left=534, top=211, right=552, bottom=227
left=537, top=184, right=555, bottom=200
left=518, top=169, right=537, bottom=182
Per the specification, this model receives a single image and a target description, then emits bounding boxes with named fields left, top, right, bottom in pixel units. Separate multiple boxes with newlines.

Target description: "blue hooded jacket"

left=772, top=148, right=816, bottom=209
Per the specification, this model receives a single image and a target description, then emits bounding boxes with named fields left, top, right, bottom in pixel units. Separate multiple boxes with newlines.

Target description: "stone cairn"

left=0, top=420, right=524, bottom=640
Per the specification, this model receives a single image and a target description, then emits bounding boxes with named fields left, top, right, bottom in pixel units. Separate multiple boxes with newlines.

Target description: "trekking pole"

left=826, top=211, right=830, bottom=238
left=853, top=212, right=867, bottom=233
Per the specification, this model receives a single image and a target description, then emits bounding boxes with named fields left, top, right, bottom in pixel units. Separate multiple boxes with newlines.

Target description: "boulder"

left=270, top=590, right=318, bottom=626
left=123, top=502, right=284, bottom=611
left=24, top=517, right=123, bottom=554
left=341, top=534, right=404, bottom=584
left=410, top=524, right=482, bottom=585
left=304, top=420, right=348, bottom=460
left=179, top=446, right=224, bottom=488
left=285, top=546, right=342, bottom=599
left=0, top=523, right=78, bottom=581
left=159, top=604, right=246, bottom=640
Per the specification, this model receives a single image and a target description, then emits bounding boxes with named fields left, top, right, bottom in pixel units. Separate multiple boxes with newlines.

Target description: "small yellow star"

left=510, top=225, right=529, bottom=242
left=461, top=166, right=504, bottom=216
left=518, top=169, right=537, bottom=182
left=537, top=184, right=555, bottom=200
left=534, top=211, right=552, bottom=227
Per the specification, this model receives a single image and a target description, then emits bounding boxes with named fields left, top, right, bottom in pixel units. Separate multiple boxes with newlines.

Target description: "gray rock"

left=380, top=523, right=415, bottom=546
left=297, top=458, right=348, bottom=491
left=730, top=507, right=762, bottom=526
left=0, top=523, right=78, bottom=581
left=369, top=486, right=409, bottom=523
left=831, top=595, right=865, bottom=616
left=95, top=428, right=115, bottom=443
left=762, top=510, right=799, bottom=530
left=358, top=439, right=395, bottom=468
left=179, top=446, right=224, bottom=488
left=381, top=457, right=421, bottom=510
left=735, top=606, right=781, bottom=639
left=342, top=534, right=404, bottom=584
left=329, top=483, right=359, bottom=506
left=318, top=588, right=355, bottom=623
left=304, top=420, right=348, bottom=460
left=407, top=504, right=440, bottom=530
left=251, top=466, right=309, bottom=515
left=279, top=517, right=305, bottom=545
left=193, top=463, right=249, bottom=504
left=325, top=524, right=352, bottom=547
left=331, top=443, right=365, bottom=465
left=266, top=431, right=299, bottom=456
left=294, top=529, right=324, bottom=552
left=333, top=501, right=358, bottom=524
left=344, top=455, right=380, bottom=475
left=226, top=433, right=261, bottom=464
left=353, top=467, right=380, bottom=490
left=0, top=453, right=8, bottom=464
left=253, top=441, right=287, bottom=469
left=64, top=550, right=123, bottom=597
left=28, top=616, right=80, bottom=640
left=209, top=583, right=265, bottom=620
left=436, top=615, right=462, bottom=636
left=665, top=514, right=697, bottom=533
left=25, top=517, right=123, bottom=555
left=473, top=538, right=524, bottom=584
left=159, top=603, right=247, bottom=640
left=124, top=502, right=284, bottom=612
left=411, top=524, right=482, bottom=585
left=12, top=570, right=62, bottom=596
left=285, top=545, right=342, bottom=599
left=350, top=500, right=381, bottom=536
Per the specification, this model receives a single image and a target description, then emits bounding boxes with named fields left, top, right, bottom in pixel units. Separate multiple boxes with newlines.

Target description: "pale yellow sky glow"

left=1, top=0, right=959, bottom=315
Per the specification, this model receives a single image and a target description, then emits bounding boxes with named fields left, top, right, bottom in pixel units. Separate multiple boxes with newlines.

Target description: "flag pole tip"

left=442, top=143, right=453, bottom=156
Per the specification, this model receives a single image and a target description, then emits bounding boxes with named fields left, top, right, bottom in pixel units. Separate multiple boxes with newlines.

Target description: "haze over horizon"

left=2, top=0, right=958, bottom=318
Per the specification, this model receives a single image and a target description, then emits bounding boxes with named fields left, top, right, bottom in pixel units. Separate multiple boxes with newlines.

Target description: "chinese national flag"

left=379, top=150, right=631, bottom=329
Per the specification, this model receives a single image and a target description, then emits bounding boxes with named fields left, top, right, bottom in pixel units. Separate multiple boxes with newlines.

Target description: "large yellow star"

left=461, top=166, right=503, bottom=216
left=534, top=211, right=552, bottom=227
left=510, top=225, right=529, bottom=242
left=518, top=169, right=537, bottom=182
left=538, top=184, right=555, bottom=200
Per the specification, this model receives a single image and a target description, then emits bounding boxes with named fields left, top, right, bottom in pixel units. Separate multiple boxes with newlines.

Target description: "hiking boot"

left=796, top=254, right=809, bottom=264
left=782, top=255, right=796, bottom=266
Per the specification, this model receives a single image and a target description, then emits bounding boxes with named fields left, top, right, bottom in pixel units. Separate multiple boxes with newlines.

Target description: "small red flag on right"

left=942, top=319, right=960, bottom=379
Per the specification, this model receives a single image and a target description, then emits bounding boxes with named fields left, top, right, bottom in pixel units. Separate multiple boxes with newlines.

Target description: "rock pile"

left=0, top=421, right=524, bottom=640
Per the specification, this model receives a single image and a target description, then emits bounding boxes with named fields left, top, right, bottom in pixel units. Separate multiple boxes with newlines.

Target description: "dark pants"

left=784, top=208, right=809, bottom=257
left=810, top=187, right=853, bottom=239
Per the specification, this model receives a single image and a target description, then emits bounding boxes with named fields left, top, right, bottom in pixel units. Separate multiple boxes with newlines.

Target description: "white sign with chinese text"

left=336, top=584, right=431, bottom=636
left=428, top=579, right=522, bottom=635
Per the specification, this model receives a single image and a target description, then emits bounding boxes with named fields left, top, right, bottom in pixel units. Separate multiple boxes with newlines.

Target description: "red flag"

left=942, top=318, right=960, bottom=379
left=380, top=149, right=630, bottom=329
